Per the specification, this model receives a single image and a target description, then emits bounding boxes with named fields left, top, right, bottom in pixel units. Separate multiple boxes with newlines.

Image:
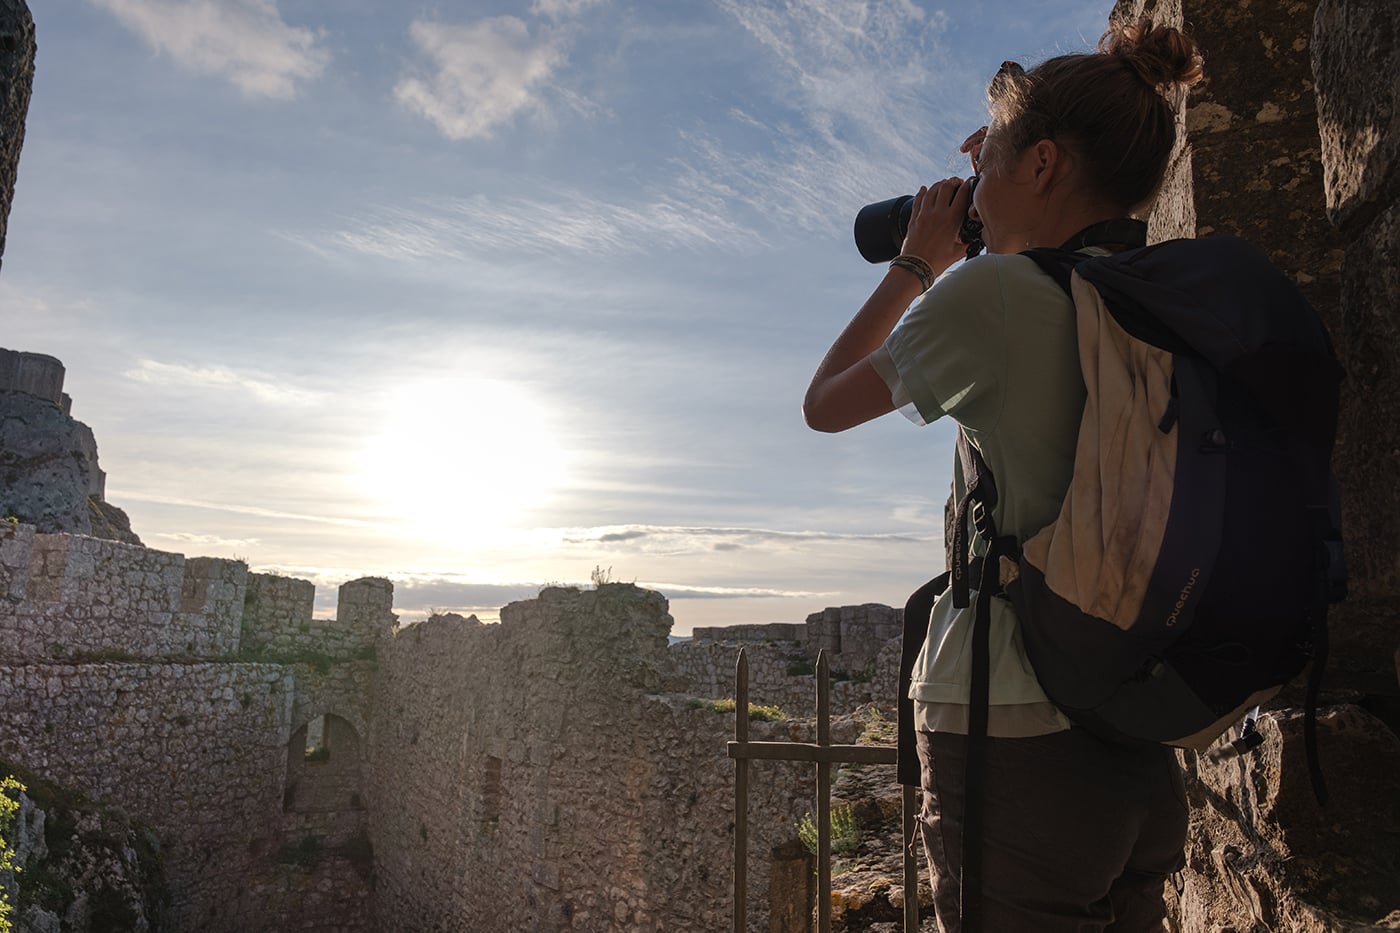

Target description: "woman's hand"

left=960, top=126, right=988, bottom=172
left=899, top=177, right=974, bottom=276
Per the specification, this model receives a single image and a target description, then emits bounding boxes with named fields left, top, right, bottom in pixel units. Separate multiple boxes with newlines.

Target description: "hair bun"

left=1100, top=16, right=1204, bottom=92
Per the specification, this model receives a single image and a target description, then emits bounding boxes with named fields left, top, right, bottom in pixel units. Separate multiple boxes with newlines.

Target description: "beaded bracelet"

left=890, top=254, right=934, bottom=292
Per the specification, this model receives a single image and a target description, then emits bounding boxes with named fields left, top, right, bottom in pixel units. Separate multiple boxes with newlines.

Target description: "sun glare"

left=357, top=376, right=569, bottom=542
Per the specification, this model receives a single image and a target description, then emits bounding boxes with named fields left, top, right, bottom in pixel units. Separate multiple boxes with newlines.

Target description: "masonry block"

left=337, top=577, right=395, bottom=640
left=241, top=572, right=316, bottom=655
left=0, top=520, right=33, bottom=604
left=178, top=556, right=248, bottom=656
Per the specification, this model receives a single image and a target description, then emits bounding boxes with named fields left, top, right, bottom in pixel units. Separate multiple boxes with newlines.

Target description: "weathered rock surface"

left=1314, top=0, right=1400, bottom=598
left=1176, top=707, right=1400, bottom=931
left=1107, top=2, right=1400, bottom=931
left=0, top=350, right=140, bottom=546
left=1, top=765, right=166, bottom=933
left=1313, top=0, right=1400, bottom=234
left=0, top=391, right=99, bottom=537
left=0, top=0, right=34, bottom=271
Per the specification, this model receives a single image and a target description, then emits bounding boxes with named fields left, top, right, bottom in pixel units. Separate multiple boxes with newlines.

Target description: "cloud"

left=124, top=359, right=322, bottom=406
left=150, top=531, right=262, bottom=550
left=688, top=0, right=971, bottom=233
left=598, top=530, right=649, bottom=543
left=529, top=0, right=607, bottom=20
left=395, top=17, right=565, bottom=141
left=320, top=188, right=748, bottom=261
left=561, top=524, right=931, bottom=554
left=382, top=575, right=823, bottom=612
left=110, top=490, right=374, bottom=528
left=87, top=0, right=329, bottom=99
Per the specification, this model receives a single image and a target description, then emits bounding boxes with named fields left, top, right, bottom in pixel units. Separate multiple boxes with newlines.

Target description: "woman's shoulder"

left=928, top=252, right=1073, bottom=310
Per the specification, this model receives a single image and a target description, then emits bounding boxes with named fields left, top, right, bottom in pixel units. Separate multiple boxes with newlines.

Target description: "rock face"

left=0, top=349, right=140, bottom=546
left=1313, top=0, right=1400, bottom=598
left=0, top=0, right=34, bottom=270
left=2, top=768, right=166, bottom=933
left=1110, top=1, right=1400, bottom=929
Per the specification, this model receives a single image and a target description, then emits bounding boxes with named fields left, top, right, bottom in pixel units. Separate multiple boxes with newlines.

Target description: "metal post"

left=726, top=645, right=920, bottom=931
left=815, top=650, right=831, bottom=933
left=733, top=648, right=749, bottom=933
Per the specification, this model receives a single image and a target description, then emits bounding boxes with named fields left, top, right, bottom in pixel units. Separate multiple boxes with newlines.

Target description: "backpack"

left=895, top=224, right=1346, bottom=932
left=1010, top=234, right=1346, bottom=772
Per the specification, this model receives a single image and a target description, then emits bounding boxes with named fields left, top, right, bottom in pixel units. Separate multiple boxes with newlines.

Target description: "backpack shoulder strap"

left=950, top=430, right=1000, bottom=609
left=1021, top=247, right=1085, bottom=298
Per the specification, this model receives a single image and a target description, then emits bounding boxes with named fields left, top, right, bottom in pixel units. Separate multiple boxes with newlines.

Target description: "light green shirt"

left=870, top=249, right=1107, bottom=736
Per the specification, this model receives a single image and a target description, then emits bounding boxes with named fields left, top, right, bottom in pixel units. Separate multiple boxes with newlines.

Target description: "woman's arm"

left=803, top=177, right=974, bottom=433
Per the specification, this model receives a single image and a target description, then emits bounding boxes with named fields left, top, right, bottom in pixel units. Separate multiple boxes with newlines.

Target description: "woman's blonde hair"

left=986, top=16, right=1205, bottom=212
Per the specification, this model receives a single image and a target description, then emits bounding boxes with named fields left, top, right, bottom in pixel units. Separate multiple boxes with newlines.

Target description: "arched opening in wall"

left=281, top=713, right=368, bottom=848
left=303, top=714, right=330, bottom=763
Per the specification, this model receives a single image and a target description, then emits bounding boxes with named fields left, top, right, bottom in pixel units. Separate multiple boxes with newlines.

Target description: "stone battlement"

left=0, top=522, right=394, bottom=662
left=0, top=348, right=67, bottom=412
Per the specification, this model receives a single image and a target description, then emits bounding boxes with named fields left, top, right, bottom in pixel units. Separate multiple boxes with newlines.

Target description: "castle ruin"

left=1, top=0, right=1398, bottom=930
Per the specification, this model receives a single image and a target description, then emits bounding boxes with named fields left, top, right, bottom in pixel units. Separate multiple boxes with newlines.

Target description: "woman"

left=803, top=17, right=1205, bottom=932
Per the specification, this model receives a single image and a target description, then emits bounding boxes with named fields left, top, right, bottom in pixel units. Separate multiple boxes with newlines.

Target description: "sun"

left=356, top=376, right=569, bottom=542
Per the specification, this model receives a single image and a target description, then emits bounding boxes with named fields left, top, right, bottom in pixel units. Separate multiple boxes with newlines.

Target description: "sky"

left=4, top=0, right=1110, bottom=635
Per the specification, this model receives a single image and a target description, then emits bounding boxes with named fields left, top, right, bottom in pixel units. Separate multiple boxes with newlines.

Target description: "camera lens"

left=853, top=180, right=985, bottom=264
left=853, top=195, right=913, bottom=264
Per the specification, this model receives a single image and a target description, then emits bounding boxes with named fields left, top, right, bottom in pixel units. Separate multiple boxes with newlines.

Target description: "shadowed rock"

left=0, top=0, right=34, bottom=271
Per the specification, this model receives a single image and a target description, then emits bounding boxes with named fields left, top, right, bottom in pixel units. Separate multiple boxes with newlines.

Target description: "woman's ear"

left=1029, top=138, right=1064, bottom=195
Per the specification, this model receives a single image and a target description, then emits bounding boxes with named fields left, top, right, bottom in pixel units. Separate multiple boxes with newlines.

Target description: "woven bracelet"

left=890, top=256, right=934, bottom=292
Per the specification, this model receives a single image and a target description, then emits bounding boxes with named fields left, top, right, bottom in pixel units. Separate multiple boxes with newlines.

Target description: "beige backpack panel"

left=1021, top=274, right=1178, bottom=630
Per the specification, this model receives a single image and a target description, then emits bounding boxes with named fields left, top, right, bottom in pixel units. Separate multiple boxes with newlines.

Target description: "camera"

left=853, top=176, right=984, bottom=264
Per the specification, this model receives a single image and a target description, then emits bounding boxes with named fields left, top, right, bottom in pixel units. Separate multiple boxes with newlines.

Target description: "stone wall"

left=0, top=517, right=895, bottom=933
left=0, top=525, right=246, bottom=661
left=0, top=661, right=294, bottom=928
left=679, top=603, right=904, bottom=714
left=242, top=573, right=390, bottom=662
left=0, top=522, right=396, bottom=932
left=671, top=632, right=899, bottom=716
left=0, top=350, right=65, bottom=410
left=368, top=587, right=838, bottom=933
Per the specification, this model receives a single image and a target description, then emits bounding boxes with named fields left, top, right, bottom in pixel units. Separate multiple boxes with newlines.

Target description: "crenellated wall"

left=0, top=350, right=66, bottom=411
left=0, top=512, right=899, bottom=932
left=368, top=587, right=842, bottom=933
left=0, top=522, right=397, bottom=931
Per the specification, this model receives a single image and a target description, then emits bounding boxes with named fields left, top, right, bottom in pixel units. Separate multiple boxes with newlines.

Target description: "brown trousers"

left=917, top=728, right=1187, bottom=933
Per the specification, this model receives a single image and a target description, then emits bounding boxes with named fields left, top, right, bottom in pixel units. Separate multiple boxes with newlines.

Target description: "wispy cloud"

left=123, top=359, right=322, bottom=406
left=395, top=17, right=565, bottom=141
left=561, top=524, right=932, bottom=554
left=530, top=0, right=607, bottom=20
left=87, top=0, right=329, bottom=99
left=690, top=0, right=968, bottom=232
left=322, top=189, right=748, bottom=261
left=150, top=531, right=263, bottom=550
left=110, top=490, right=374, bottom=528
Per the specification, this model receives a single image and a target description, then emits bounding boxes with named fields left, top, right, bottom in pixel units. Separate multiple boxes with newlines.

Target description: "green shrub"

left=797, top=802, right=861, bottom=857
left=685, top=698, right=787, bottom=722
left=0, top=775, right=24, bottom=933
left=784, top=660, right=815, bottom=677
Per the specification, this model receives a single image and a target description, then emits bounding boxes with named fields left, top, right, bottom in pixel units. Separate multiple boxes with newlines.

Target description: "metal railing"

left=728, top=647, right=920, bottom=932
